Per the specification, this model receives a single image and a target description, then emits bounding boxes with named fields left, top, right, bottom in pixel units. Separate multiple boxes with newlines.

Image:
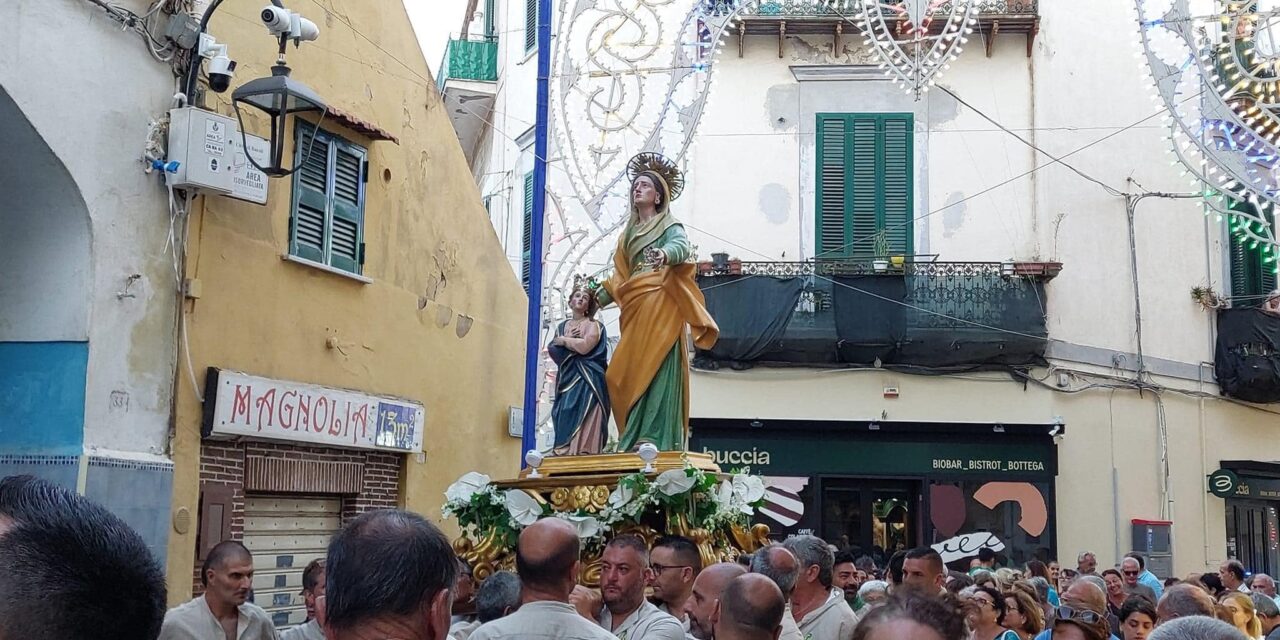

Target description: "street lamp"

left=232, top=61, right=327, bottom=176
left=184, top=0, right=326, bottom=177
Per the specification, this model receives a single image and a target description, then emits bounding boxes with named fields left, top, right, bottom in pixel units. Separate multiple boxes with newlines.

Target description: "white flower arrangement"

left=441, top=464, right=768, bottom=546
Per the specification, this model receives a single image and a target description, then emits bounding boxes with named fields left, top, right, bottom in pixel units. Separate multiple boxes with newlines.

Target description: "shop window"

left=928, top=480, right=1054, bottom=569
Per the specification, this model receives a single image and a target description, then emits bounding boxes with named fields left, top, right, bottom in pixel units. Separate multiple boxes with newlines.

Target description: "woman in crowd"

left=1050, top=591, right=1111, bottom=640
left=1026, top=577, right=1057, bottom=628
left=966, top=586, right=1020, bottom=640
left=1026, top=561, right=1061, bottom=607
left=1221, top=591, right=1264, bottom=639
left=1003, top=588, right=1044, bottom=640
left=1101, top=569, right=1130, bottom=621
left=1117, top=596, right=1157, bottom=640
left=852, top=592, right=969, bottom=640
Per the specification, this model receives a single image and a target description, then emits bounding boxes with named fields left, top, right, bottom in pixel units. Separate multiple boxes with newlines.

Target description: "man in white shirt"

left=598, top=535, right=686, bottom=640
left=687, top=563, right=748, bottom=640
left=750, top=545, right=803, bottom=640
left=323, top=510, right=456, bottom=640
left=281, top=559, right=325, bottom=640
left=1221, top=559, right=1251, bottom=593
left=649, top=535, right=701, bottom=634
left=159, top=540, right=277, bottom=640
left=471, top=519, right=615, bottom=640
left=711, top=574, right=786, bottom=640
left=781, top=536, right=857, bottom=640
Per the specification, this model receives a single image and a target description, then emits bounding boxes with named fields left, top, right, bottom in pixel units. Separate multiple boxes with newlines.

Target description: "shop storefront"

left=194, top=369, right=425, bottom=628
left=691, top=418, right=1060, bottom=568
left=1219, top=462, right=1280, bottom=577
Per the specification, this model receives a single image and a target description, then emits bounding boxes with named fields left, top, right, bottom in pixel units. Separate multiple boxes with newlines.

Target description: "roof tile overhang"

left=326, top=105, right=399, bottom=144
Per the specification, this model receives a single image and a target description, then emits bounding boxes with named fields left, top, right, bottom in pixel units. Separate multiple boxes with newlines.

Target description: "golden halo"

left=626, top=153, right=684, bottom=201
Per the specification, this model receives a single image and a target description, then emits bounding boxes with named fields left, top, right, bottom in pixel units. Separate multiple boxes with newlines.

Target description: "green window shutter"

left=814, top=113, right=913, bottom=260
left=523, top=172, right=535, bottom=291
left=329, top=142, right=365, bottom=274
left=849, top=118, right=879, bottom=260
left=525, top=0, right=538, bottom=52
left=290, top=121, right=367, bottom=275
left=484, top=0, right=497, bottom=39
left=816, top=115, right=848, bottom=258
left=881, top=115, right=914, bottom=256
left=291, top=123, right=329, bottom=264
left=1227, top=200, right=1277, bottom=305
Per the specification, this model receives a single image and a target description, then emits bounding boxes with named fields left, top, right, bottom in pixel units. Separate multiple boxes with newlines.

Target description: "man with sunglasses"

left=649, top=535, right=702, bottom=636
left=1123, top=554, right=1163, bottom=600
left=1120, top=558, right=1158, bottom=604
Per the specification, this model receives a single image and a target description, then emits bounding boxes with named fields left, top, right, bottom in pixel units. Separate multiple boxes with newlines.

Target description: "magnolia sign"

left=204, top=369, right=424, bottom=453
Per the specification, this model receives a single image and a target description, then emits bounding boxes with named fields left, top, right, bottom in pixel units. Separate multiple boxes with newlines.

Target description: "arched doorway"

left=0, top=84, right=92, bottom=483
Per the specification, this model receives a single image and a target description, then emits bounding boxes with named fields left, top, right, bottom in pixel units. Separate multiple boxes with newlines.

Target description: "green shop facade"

left=690, top=418, right=1061, bottom=568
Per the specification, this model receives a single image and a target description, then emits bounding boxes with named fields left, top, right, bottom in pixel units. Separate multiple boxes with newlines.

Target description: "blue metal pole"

left=521, top=0, right=553, bottom=466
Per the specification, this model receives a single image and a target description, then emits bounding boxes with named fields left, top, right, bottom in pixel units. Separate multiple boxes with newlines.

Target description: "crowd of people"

left=1, top=473, right=1278, bottom=640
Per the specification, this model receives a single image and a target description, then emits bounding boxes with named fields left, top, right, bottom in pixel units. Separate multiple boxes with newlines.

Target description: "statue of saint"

left=597, top=153, right=719, bottom=451
left=547, top=278, right=610, bottom=455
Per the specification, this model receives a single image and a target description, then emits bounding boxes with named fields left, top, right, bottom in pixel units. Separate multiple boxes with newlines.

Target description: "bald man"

left=160, top=540, right=276, bottom=640
left=751, top=545, right=803, bottom=640
left=471, top=519, right=615, bottom=640
left=713, top=574, right=785, bottom=640
left=687, top=563, right=748, bottom=640
left=1156, top=583, right=1216, bottom=624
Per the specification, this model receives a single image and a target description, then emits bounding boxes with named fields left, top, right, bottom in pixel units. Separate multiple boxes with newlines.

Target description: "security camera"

left=261, top=5, right=293, bottom=34
left=294, top=16, right=319, bottom=42
left=261, top=6, right=320, bottom=43
left=207, top=54, right=237, bottom=93
left=197, top=34, right=236, bottom=93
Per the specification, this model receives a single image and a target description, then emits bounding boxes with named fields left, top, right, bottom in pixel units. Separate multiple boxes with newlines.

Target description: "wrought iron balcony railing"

left=437, top=38, right=498, bottom=90
left=708, top=0, right=1040, bottom=56
left=694, top=260, right=1056, bottom=369
left=702, top=0, right=1038, bottom=18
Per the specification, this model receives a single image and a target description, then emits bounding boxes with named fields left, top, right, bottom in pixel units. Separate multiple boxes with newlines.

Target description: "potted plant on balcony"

left=872, top=231, right=891, bottom=273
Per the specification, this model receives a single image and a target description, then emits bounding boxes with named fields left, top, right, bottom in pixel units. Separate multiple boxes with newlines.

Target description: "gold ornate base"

left=517, top=450, right=720, bottom=480
left=452, top=452, right=769, bottom=586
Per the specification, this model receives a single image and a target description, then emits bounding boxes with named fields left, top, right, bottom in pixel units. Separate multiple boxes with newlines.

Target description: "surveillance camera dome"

left=207, top=56, right=236, bottom=93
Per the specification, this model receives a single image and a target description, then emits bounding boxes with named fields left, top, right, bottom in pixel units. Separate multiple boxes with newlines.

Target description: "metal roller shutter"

left=243, top=495, right=341, bottom=629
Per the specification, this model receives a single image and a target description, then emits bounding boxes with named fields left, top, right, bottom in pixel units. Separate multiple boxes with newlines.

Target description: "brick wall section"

left=192, top=440, right=402, bottom=595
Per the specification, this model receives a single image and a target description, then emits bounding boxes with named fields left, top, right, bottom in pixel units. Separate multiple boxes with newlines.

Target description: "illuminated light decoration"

left=1135, top=0, right=1280, bottom=251
left=532, top=0, right=982, bottom=427
left=854, top=0, right=978, bottom=100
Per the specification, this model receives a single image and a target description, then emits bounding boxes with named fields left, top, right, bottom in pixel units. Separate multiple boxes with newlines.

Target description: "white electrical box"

left=166, top=107, right=236, bottom=194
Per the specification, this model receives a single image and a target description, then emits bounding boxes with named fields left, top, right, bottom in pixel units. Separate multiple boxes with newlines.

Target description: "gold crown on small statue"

left=572, top=274, right=600, bottom=294
left=627, top=152, right=685, bottom=201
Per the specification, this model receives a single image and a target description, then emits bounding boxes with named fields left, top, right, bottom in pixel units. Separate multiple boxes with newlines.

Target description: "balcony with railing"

left=694, top=259, right=1060, bottom=370
left=1215, top=307, right=1280, bottom=403
left=438, top=38, right=498, bottom=167
left=706, top=0, right=1039, bottom=57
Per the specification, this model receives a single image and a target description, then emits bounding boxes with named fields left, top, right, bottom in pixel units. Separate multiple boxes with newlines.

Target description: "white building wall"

left=0, top=0, right=180, bottom=558
left=462, top=0, right=1280, bottom=574
left=473, top=0, right=544, bottom=280
left=1, top=0, right=179, bottom=458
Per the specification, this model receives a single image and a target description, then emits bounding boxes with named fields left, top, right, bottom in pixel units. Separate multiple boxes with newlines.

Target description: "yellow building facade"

left=162, top=2, right=525, bottom=618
